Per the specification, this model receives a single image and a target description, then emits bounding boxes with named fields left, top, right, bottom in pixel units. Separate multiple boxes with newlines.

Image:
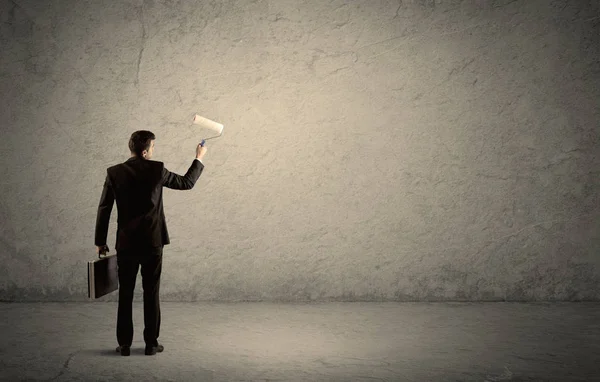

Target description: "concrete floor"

left=0, top=302, right=598, bottom=381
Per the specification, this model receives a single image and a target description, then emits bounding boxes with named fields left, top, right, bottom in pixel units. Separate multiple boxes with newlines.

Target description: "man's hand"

left=96, top=245, right=110, bottom=258
left=196, top=143, right=207, bottom=161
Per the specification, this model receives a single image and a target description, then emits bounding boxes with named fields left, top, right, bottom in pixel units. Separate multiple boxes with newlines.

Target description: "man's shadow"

left=79, top=348, right=145, bottom=357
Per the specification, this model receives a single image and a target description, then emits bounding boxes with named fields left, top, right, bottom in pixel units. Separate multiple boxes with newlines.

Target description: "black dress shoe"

left=116, top=345, right=130, bottom=356
left=145, top=344, right=164, bottom=355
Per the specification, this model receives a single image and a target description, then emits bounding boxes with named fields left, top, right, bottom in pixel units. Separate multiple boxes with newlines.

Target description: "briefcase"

left=88, top=254, right=119, bottom=299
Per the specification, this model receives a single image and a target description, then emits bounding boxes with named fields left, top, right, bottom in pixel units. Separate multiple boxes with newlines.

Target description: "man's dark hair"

left=129, top=130, right=155, bottom=157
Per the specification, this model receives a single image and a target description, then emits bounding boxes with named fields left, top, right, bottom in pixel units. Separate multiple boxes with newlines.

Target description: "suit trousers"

left=116, top=245, right=163, bottom=347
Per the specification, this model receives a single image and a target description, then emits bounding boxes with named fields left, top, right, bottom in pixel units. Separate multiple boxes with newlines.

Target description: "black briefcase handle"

left=98, top=245, right=110, bottom=259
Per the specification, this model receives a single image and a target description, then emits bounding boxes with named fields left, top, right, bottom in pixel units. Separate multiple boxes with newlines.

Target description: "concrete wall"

left=1, top=0, right=598, bottom=302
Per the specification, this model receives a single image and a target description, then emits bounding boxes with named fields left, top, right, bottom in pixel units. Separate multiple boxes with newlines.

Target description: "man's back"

left=95, top=157, right=204, bottom=252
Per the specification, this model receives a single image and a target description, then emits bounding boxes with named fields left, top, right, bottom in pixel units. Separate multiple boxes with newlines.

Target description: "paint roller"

left=193, top=114, right=224, bottom=147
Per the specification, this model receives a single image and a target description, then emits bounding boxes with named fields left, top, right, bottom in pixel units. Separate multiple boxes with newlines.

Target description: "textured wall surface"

left=1, top=0, right=598, bottom=302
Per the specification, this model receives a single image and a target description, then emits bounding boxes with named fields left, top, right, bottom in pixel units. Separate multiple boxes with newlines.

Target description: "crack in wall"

left=134, top=1, right=148, bottom=89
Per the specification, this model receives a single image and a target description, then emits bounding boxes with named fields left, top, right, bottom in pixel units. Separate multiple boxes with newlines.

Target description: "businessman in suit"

left=94, top=130, right=207, bottom=356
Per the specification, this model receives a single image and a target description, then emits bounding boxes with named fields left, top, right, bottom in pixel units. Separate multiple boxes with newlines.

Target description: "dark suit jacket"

left=94, top=157, right=204, bottom=252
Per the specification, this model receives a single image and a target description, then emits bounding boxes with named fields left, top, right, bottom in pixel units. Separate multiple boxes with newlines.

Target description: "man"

left=94, top=130, right=207, bottom=356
